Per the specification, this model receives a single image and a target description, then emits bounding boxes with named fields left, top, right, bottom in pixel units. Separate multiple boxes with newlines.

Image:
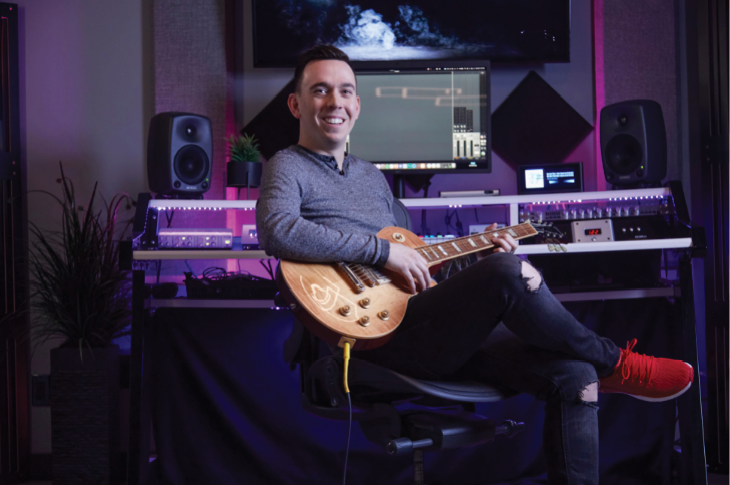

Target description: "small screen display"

left=544, top=169, right=578, bottom=188
left=584, top=228, right=602, bottom=236
left=524, top=169, right=545, bottom=189
left=517, top=162, right=583, bottom=195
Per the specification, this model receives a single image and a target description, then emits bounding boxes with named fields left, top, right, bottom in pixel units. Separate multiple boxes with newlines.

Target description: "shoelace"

left=620, top=339, right=657, bottom=386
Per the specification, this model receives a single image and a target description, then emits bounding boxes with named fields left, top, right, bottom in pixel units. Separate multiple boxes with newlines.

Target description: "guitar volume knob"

left=359, top=298, right=371, bottom=309
left=378, top=310, right=390, bottom=321
left=358, top=316, right=370, bottom=326
left=339, top=305, right=352, bottom=316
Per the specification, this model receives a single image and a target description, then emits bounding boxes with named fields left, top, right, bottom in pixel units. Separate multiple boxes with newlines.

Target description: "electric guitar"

left=277, top=222, right=562, bottom=350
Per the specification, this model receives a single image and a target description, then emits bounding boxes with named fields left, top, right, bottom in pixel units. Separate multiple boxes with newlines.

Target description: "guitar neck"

left=415, top=222, right=538, bottom=266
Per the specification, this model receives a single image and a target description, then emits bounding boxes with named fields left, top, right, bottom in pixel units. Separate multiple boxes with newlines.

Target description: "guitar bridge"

left=347, top=263, right=391, bottom=288
left=337, top=262, right=366, bottom=293
left=337, top=262, right=391, bottom=293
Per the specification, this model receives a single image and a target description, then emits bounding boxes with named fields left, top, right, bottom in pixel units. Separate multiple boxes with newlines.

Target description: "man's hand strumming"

left=384, top=243, right=430, bottom=294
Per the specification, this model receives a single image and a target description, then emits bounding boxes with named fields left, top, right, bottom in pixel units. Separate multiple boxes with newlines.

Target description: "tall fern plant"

left=29, top=163, right=133, bottom=358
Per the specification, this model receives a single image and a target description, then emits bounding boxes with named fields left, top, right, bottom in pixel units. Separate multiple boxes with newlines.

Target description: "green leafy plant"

left=227, top=133, right=261, bottom=162
left=28, top=162, right=133, bottom=359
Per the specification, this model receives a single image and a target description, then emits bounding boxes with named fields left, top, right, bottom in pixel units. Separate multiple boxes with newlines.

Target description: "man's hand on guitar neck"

left=384, top=243, right=430, bottom=295
left=476, top=223, right=519, bottom=260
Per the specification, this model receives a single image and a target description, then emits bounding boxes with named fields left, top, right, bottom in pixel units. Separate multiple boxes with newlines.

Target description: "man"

left=256, top=45, right=694, bottom=484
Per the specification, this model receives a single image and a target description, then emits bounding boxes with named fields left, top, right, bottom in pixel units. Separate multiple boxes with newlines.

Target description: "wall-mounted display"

left=252, top=0, right=570, bottom=67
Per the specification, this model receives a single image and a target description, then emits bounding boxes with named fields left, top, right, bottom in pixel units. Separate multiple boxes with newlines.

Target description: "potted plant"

left=29, top=162, right=132, bottom=485
left=226, top=133, right=262, bottom=199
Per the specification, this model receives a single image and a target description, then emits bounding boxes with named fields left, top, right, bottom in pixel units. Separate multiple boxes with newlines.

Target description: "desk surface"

left=133, top=237, right=693, bottom=260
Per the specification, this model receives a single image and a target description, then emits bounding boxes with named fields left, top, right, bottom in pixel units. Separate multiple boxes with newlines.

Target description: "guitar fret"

left=415, top=222, right=540, bottom=266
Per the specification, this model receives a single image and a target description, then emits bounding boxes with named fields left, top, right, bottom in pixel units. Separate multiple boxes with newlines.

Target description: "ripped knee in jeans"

left=579, top=381, right=599, bottom=404
left=520, top=260, right=543, bottom=293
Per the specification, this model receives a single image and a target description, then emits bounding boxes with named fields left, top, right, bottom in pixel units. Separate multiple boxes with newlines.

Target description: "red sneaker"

left=599, top=339, right=694, bottom=402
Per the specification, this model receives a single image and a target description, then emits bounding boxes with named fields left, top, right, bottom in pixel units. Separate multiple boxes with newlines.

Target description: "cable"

left=259, top=259, right=275, bottom=280
left=165, top=210, right=175, bottom=228
left=343, top=341, right=351, bottom=393
left=342, top=341, right=352, bottom=485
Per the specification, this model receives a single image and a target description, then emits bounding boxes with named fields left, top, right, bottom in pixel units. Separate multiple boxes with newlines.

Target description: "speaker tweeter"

left=147, top=112, right=213, bottom=197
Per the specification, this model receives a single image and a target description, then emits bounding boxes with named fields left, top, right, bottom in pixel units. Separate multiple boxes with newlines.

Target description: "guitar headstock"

left=531, top=222, right=568, bottom=252
left=532, top=221, right=565, bottom=239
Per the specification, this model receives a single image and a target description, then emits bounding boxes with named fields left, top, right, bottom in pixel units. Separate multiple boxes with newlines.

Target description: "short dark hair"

left=293, top=45, right=355, bottom=94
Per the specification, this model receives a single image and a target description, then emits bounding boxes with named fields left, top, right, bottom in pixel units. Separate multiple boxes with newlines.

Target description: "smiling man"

left=256, top=45, right=695, bottom=485
left=288, top=55, right=360, bottom=169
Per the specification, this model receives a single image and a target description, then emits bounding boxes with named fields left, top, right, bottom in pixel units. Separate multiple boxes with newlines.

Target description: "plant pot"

left=226, top=160, right=262, bottom=188
left=50, top=344, right=120, bottom=485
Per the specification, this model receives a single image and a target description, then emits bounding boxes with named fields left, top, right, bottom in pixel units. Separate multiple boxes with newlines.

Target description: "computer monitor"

left=348, top=62, right=491, bottom=175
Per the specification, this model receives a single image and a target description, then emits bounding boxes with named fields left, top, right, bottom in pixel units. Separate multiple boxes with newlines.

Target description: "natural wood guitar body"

left=278, top=223, right=540, bottom=351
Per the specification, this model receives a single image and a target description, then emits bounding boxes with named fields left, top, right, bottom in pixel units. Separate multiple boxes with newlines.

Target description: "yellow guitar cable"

left=343, top=341, right=351, bottom=393
left=342, top=341, right=352, bottom=485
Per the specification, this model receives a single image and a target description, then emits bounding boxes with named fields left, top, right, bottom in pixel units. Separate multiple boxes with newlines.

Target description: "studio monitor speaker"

left=600, top=100, right=667, bottom=186
left=147, top=112, right=213, bottom=196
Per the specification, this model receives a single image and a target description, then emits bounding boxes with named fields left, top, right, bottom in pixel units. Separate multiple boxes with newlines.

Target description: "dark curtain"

left=147, top=298, right=679, bottom=485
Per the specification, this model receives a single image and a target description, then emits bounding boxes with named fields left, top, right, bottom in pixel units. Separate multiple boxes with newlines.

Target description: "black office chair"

left=281, top=199, right=524, bottom=485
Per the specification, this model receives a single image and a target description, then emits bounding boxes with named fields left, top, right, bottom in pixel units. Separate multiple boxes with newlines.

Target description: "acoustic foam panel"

left=491, top=71, right=593, bottom=167
left=240, top=78, right=299, bottom=161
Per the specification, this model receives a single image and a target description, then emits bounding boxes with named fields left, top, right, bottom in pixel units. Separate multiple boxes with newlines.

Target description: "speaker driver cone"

left=174, top=145, right=210, bottom=185
left=605, top=134, right=643, bottom=175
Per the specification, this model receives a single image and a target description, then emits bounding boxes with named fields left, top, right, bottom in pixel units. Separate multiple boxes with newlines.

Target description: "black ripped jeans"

left=356, top=252, right=621, bottom=484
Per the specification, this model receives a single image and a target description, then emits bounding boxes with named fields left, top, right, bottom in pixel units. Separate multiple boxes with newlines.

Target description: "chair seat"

left=312, top=357, right=519, bottom=407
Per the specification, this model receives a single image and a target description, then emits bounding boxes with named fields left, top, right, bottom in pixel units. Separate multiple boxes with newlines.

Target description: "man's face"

left=288, top=59, right=360, bottom=154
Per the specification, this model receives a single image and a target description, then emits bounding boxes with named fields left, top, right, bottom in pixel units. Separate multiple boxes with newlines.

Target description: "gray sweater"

left=256, top=145, right=396, bottom=266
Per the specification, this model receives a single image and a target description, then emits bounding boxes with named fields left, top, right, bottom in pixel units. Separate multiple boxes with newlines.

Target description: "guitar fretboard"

left=415, top=222, right=537, bottom=265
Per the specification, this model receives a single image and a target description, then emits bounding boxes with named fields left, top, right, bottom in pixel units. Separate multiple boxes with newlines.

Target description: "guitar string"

left=414, top=223, right=537, bottom=263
